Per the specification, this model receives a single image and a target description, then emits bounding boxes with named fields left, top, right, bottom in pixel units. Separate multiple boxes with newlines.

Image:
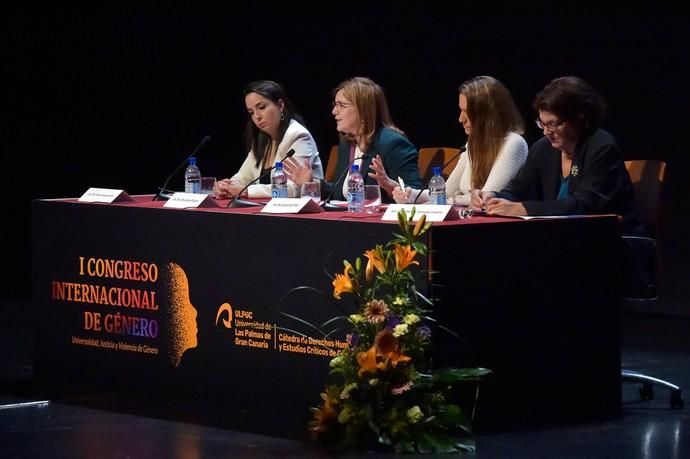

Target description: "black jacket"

left=498, top=129, right=644, bottom=235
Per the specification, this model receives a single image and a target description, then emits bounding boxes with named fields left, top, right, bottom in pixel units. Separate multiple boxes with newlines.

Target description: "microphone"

left=321, top=154, right=370, bottom=211
left=153, top=135, right=212, bottom=201
left=228, top=149, right=296, bottom=208
left=412, top=146, right=466, bottom=204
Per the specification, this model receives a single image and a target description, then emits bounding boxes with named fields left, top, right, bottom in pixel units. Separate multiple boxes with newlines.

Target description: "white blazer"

left=231, top=119, right=324, bottom=198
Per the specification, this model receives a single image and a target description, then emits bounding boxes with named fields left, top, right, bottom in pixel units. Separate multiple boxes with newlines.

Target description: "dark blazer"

left=324, top=127, right=423, bottom=202
left=498, top=129, right=644, bottom=235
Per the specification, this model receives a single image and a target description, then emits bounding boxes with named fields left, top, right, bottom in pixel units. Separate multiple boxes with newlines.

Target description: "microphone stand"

left=228, top=149, right=296, bottom=208
left=153, top=135, right=212, bottom=201
left=321, top=154, right=370, bottom=212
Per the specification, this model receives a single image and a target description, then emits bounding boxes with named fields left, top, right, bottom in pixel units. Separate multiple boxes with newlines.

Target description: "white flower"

left=403, top=314, right=420, bottom=325
left=349, top=314, right=364, bottom=323
left=406, top=405, right=423, bottom=423
left=369, top=378, right=379, bottom=386
left=340, top=382, right=358, bottom=400
left=393, top=323, right=409, bottom=337
left=392, top=296, right=409, bottom=306
left=338, top=405, right=353, bottom=424
left=329, top=354, right=343, bottom=368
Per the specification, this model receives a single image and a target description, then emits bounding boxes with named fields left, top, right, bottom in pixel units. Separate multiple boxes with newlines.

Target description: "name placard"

left=382, top=204, right=457, bottom=222
left=79, top=188, right=133, bottom=203
left=261, top=197, right=323, bottom=214
left=164, top=192, right=219, bottom=209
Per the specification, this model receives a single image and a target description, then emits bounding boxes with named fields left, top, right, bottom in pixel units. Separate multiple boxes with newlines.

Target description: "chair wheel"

left=670, top=391, right=684, bottom=409
left=640, top=384, right=654, bottom=401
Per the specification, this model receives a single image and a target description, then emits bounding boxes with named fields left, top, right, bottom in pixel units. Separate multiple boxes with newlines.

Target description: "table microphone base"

left=229, top=198, right=264, bottom=208
left=153, top=189, right=175, bottom=201
left=321, top=202, right=345, bottom=212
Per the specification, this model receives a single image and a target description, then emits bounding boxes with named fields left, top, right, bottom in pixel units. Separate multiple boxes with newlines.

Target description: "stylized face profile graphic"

left=165, top=262, right=198, bottom=367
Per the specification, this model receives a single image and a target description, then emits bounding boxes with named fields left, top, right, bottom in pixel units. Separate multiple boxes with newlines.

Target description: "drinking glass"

left=363, top=185, right=382, bottom=214
left=457, top=207, right=474, bottom=219
left=200, top=177, right=217, bottom=196
left=452, top=190, right=470, bottom=206
left=300, top=181, right=321, bottom=203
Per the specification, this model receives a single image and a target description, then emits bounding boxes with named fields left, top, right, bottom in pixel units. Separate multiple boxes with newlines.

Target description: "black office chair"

left=621, top=160, right=683, bottom=409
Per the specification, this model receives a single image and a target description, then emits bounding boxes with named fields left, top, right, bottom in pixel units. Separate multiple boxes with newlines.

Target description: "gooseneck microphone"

left=153, top=135, right=212, bottom=201
left=321, top=154, right=370, bottom=212
left=228, top=149, right=296, bottom=208
left=412, top=146, right=466, bottom=204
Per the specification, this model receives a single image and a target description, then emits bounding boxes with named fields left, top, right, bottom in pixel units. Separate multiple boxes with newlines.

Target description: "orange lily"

left=375, top=329, right=411, bottom=368
left=356, top=344, right=380, bottom=376
left=393, top=244, right=419, bottom=272
left=364, top=247, right=385, bottom=281
left=332, top=263, right=354, bottom=299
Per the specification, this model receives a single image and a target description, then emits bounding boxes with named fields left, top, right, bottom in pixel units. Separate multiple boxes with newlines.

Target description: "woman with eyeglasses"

left=392, top=75, right=528, bottom=205
left=214, top=80, right=323, bottom=199
left=475, top=76, right=644, bottom=235
left=283, top=76, right=422, bottom=202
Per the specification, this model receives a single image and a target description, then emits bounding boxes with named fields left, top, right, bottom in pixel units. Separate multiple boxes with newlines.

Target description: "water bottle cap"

left=350, top=164, right=359, bottom=173
left=188, top=156, right=197, bottom=165
left=433, top=166, right=441, bottom=175
left=275, top=161, right=283, bottom=168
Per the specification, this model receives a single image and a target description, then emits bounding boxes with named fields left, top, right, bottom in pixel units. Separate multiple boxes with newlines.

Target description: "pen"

left=397, top=176, right=406, bottom=190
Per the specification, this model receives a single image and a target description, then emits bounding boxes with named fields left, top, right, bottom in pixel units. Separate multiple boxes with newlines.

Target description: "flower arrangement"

left=309, top=209, right=491, bottom=454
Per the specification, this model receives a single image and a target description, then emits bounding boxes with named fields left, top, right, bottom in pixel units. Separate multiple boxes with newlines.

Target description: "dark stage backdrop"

left=6, top=6, right=690, bottom=313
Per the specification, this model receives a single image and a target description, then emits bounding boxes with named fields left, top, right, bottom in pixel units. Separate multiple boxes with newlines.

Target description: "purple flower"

left=347, top=332, right=359, bottom=347
left=386, top=315, right=401, bottom=329
left=417, top=325, right=432, bottom=341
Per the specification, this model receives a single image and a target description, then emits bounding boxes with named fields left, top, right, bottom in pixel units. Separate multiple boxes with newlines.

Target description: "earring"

left=281, top=111, right=285, bottom=121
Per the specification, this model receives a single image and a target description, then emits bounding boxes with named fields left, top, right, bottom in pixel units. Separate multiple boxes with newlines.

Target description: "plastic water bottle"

left=428, top=166, right=446, bottom=205
left=347, top=164, right=364, bottom=212
left=271, top=161, right=288, bottom=198
left=184, top=156, right=201, bottom=193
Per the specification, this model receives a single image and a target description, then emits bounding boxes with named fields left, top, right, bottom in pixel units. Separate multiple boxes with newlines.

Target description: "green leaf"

left=397, top=209, right=408, bottom=234
left=433, top=367, right=493, bottom=383
left=436, top=403, right=471, bottom=430
left=415, top=290, right=434, bottom=306
left=421, top=433, right=463, bottom=454
left=453, top=438, right=476, bottom=453
left=411, top=241, right=428, bottom=255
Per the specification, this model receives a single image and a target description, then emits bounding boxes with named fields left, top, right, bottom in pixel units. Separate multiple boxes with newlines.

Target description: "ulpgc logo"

left=215, top=302, right=233, bottom=329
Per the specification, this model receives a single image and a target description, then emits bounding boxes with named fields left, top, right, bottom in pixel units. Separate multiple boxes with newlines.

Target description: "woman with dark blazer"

left=284, top=76, right=422, bottom=202
left=475, top=76, right=644, bottom=236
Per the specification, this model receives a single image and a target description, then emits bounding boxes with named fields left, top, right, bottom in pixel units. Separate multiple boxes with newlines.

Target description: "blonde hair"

left=334, top=77, right=402, bottom=150
left=460, top=76, right=524, bottom=188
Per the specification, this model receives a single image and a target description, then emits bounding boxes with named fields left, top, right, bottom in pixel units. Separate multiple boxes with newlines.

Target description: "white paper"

left=261, top=197, right=323, bottom=214
left=382, top=204, right=457, bottom=222
left=164, top=192, right=219, bottom=209
left=79, top=188, right=132, bottom=203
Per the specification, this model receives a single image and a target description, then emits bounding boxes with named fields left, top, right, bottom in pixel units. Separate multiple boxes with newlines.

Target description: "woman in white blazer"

left=393, top=76, right=527, bottom=205
left=215, top=80, right=323, bottom=199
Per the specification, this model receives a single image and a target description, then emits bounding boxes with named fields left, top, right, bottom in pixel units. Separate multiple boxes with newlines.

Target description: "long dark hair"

left=460, top=75, right=524, bottom=188
left=533, top=76, right=607, bottom=136
left=243, top=80, right=303, bottom=167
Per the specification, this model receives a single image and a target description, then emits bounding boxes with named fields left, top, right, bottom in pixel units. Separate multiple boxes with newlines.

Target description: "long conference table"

left=32, top=195, right=623, bottom=437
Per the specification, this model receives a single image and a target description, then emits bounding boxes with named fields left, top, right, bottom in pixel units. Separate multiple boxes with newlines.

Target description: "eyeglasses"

left=332, top=101, right=352, bottom=110
left=535, top=118, right=565, bottom=132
